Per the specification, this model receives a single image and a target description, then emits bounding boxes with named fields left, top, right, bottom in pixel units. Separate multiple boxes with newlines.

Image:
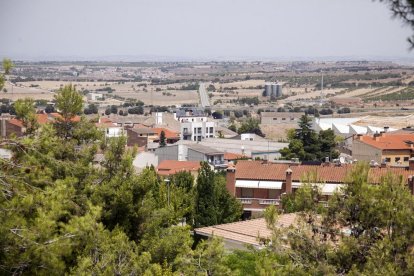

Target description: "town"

left=2, top=0, right=414, bottom=275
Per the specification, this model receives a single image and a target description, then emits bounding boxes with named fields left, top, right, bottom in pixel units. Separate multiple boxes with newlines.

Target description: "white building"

left=175, top=108, right=216, bottom=142
left=87, top=93, right=103, bottom=101
left=96, top=118, right=125, bottom=138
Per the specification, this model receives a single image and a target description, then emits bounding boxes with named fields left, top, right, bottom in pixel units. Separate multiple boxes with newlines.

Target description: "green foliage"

left=14, top=98, right=38, bottom=135
left=0, top=74, right=4, bottom=91
left=237, top=117, right=264, bottom=137
left=2, top=58, right=14, bottom=75
left=159, top=130, right=166, bottom=147
left=55, top=84, right=83, bottom=121
left=194, top=162, right=242, bottom=227
left=280, top=114, right=339, bottom=161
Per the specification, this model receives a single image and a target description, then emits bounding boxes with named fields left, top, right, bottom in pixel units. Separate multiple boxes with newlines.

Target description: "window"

left=197, top=136, right=201, bottom=141
left=241, top=188, right=253, bottom=198
left=183, top=128, right=188, bottom=133
left=291, top=117, right=295, bottom=121
left=268, top=189, right=278, bottom=199
left=206, top=127, right=208, bottom=133
left=210, top=135, right=214, bottom=138
left=273, top=118, right=277, bottom=120
left=194, top=128, right=197, bottom=134
left=404, top=157, right=409, bottom=162
left=193, top=136, right=196, bottom=141
left=198, top=127, right=202, bottom=134
left=210, top=127, right=213, bottom=133
left=395, top=157, right=401, bottom=162
left=385, top=157, right=391, bottom=163
left=282, top=118, right=286, bottom=121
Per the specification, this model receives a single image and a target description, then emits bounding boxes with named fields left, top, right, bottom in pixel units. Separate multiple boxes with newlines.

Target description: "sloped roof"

left=49, top=113, right=81, bottom=122
left=234, top=160, right=414, bottom=184
left=152, top=127, right=179, bottom=139
left=157, top=160, right=201, bottom=176
left=349, top=124, right=367, bottom=135
left=224, top=152, right=247, bottom=160
left=8, top=113, right=51, bottom=127
left=358, top=134, right=414, bottom=150
left=195, top=213, right=297, bottom=247
left=332, top=123, right=350, bottom=134
left=187, top=143, right=223, bottom=155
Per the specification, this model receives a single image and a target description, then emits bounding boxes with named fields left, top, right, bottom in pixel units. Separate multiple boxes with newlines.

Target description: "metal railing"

left=237, top=198, right=280, bottom=206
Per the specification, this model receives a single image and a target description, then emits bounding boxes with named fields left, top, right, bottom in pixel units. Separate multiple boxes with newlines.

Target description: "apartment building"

left=175, top=107, right=215, bottom=141
left=352, top=133, right=414, bottom=166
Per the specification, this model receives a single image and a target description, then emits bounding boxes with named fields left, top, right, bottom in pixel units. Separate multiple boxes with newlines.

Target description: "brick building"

left=226, top=160, right=414, bottom=218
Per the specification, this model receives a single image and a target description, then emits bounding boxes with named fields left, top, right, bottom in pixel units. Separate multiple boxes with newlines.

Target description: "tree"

left=228, top=124, right=237, bottom=132
left=159, top=130, right=166, bottom=147
left=14, top=98, right=38, bottom=135
left=54, top=84, right=83, bottom=139
left=55, top=84, right=83, bottom=122
left=128, top=106, right=144, bottom=115
left=379, top=0, right=414, bottom=48
left=0, top=74, right=4, bottom=91
left=237, top=118, right=264, bottom=137
left=280, top=115, right=338, bottom=161
left=193, top=162, right=242, bottom=228
left=45, top=104, right=55, bottom=113
left=2, top=58, right=14, bottom=75
left=212, top=111, right=223, bottom=119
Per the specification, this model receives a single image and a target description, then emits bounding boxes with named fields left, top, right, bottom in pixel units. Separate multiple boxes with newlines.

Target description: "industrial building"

left=264, top=82, right=283, bottom=98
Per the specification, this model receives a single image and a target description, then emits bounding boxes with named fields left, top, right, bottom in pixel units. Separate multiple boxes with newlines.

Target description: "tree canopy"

left=280, top=114, right=339, bottom=161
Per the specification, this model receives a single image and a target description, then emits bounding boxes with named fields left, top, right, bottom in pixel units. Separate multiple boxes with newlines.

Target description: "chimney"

left=285, top=167, right=293, bottom=194
left=408, top=176, right=414, bottom=195
left=409, top=157, right=414, bottom=171
left=226, top=165, right=236, bottom=196
left=0, top=118, right=6, bottom=137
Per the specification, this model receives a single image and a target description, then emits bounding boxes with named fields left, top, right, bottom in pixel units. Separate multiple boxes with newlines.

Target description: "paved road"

left=198, top=83, right=211, bottom=108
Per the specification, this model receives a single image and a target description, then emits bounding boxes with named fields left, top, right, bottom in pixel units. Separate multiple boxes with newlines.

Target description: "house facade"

left=226, top=160, right=414, bottom=218
left=352, top=133, right=414, bottom=166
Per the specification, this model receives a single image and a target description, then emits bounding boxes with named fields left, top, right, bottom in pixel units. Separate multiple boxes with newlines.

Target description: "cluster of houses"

left=4, top=108, right=414, bottom=249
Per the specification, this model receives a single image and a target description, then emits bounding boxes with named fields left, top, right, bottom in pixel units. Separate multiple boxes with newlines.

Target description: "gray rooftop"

left=186, top=143, right=224, bottom=155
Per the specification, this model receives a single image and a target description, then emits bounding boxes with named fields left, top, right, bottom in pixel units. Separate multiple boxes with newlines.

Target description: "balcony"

left=237, top=198, right=280, bottom=206
left=259, top=199, right=280, bottom=205
left=239, top=198, right=252, bottom=204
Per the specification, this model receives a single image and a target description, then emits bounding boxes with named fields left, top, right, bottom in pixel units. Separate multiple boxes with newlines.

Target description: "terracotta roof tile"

left=235, top=160, right=414, bottom=184
left=358, top=134, right=414, bottom=150
left=157, top=160, right=201, bottom=176
left=224, top=152, right=247, bottom=160
left=195, top=213, right=297, bottom=246
left=152, top=127, right=179, bottom=139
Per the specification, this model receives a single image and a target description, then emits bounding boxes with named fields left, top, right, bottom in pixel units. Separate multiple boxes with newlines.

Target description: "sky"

left=0, top=0, right=413, bottom=61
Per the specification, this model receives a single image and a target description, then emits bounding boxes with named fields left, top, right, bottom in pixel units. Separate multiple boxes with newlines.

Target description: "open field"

left=0, top=83, right=55, bottom=101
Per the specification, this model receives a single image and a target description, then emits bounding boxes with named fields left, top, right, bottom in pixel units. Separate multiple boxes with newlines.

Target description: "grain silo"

left=264, top=83, right=272, bottom=96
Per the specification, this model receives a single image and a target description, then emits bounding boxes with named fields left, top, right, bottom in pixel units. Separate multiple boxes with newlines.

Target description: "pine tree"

left=159, top=130, right=166, bottom=147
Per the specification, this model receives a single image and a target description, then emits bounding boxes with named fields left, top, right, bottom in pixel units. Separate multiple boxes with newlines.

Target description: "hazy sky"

left=0, top=0, right=413, bottom=60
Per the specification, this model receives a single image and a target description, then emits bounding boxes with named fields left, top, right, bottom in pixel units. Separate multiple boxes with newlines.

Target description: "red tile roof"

left=8, top=114, right=51, bottom=127
left=152, top=127, right=179, bottom=139
left=157, top=160, right=201, bottom=176
left=224, top=152, right=247, bottom=160
left=195, top=213, right=297, bottom=247
left=49, top=113, right=81, bottom=122
left=234, top=160, right=414, bottom=184
left=358, top=134, right=414, bottom=150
